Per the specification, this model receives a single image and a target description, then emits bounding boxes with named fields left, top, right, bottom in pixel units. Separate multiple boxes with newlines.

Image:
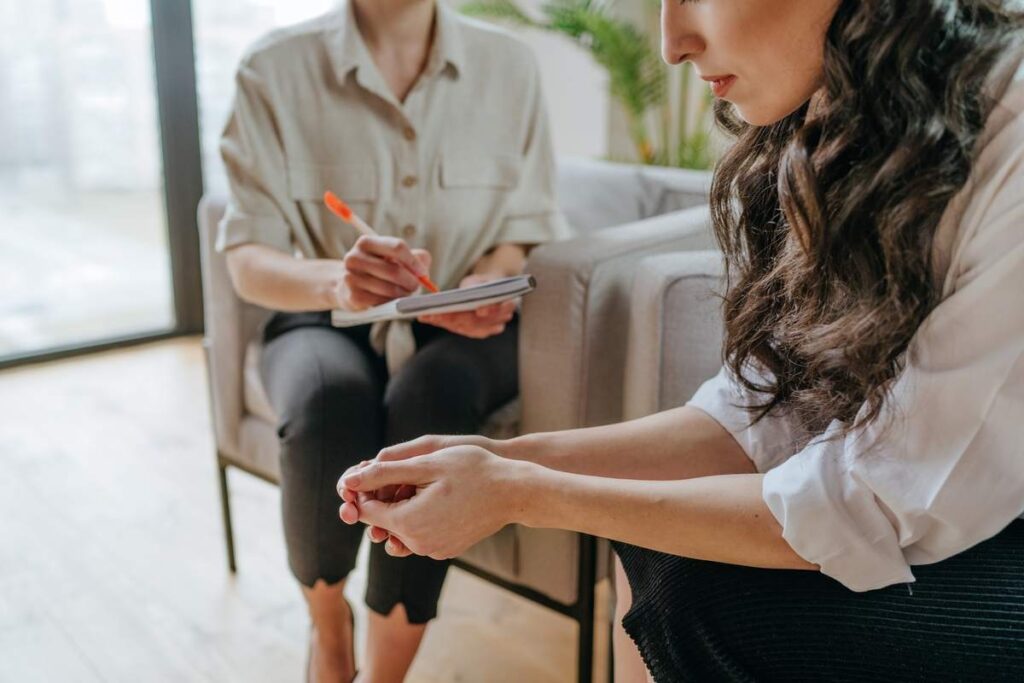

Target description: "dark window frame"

left=0, top=0, right=205, bottom=371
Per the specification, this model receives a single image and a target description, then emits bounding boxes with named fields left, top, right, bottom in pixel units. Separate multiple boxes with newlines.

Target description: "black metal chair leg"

left=576, top=534, right=598, bottom=683
left=608, top=617, right=616, bottom=682
left=218, top=459, right=238, bottom=573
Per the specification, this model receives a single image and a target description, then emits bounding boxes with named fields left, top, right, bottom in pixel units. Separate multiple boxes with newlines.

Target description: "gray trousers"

left=260, top=312, right=519, bottom=623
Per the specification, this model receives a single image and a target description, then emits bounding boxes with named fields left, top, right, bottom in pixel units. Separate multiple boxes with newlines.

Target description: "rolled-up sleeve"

left=687, top=366, right=813, bottom=473
left=496, top=58, right=570, bottom=246
left=216, top=58, right=292, bottom=254
left=763, top=137, right=1024, bottom=591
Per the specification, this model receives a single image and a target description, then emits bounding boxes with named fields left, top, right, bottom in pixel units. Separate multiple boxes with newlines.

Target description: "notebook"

left=330, top=275, right=536, bottom=327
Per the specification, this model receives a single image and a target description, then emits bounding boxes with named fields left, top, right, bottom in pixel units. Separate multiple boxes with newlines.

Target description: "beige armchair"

left=624, top=250, right=726, bottom=421
left=198, top=157, right=713, bottom=682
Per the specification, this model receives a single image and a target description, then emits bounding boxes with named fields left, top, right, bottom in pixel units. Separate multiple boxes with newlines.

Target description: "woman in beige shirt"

left=218, top=1, right=566, bottom=681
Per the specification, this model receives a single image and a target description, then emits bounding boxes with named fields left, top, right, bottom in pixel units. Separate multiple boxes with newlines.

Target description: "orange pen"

left=323, top=190, right=440, bottom=293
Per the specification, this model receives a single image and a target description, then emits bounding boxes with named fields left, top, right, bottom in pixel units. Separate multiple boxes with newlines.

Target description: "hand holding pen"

left=323, top=191, right=438, bottom=311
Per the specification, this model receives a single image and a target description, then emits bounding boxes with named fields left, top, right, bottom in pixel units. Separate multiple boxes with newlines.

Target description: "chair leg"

left=218, top=459, right=238, bottom=573
left=576, top=534, right=598, bottom=683
left=608, top=617, right=616, bottom=683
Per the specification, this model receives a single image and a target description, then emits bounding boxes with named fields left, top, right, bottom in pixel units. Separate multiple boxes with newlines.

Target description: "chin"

left=734, top=92, right=816, bottom=127
left=732, top=102, right=789, bottom=127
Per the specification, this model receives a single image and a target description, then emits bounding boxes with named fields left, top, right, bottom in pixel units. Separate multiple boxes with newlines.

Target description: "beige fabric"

left=199, top=197, right=274, bottom=459
left=216, top=0, right=568, bottom=370
left=243, top=340, right=276, bottom=425
left=520, top=204, right=716, bottom=434
left=623, top=250, right=725, bottom=421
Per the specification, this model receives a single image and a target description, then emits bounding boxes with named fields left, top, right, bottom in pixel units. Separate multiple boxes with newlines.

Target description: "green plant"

left=461, top=0, right=715, bottom=169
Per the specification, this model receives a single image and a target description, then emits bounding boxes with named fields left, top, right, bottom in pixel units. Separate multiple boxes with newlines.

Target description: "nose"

left=660, top=2, right=704, bottom=65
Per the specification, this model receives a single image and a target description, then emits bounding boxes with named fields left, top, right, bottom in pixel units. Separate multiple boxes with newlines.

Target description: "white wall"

left=511, top=24, right=609, bottom=159
left=452, top=0, right=610, bottom=160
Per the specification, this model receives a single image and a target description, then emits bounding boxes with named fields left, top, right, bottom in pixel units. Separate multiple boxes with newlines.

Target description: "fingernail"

left=343, top=473, right=360, bottom=487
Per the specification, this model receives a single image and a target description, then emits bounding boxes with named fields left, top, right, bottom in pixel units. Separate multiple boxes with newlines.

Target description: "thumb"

left=412, top=249, right=432, bottom=270
left=340, top=457, right=436, bottom=492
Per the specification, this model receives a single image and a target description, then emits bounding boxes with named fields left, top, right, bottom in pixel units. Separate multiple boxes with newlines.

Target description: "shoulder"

left=452, top=13, right=541, bottom=85
left=974, top=46, right=1024, bottom=168
left=942, top=50, right=1024, bottom=290
left=237, top=11, right=340, bottom=76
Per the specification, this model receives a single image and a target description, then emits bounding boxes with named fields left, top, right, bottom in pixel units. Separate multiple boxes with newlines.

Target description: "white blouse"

left=687, top=52, right=1024, bottom=592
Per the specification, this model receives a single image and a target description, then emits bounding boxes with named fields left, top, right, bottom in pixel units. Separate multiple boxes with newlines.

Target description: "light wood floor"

left=0, top=338, right=612, bottom=683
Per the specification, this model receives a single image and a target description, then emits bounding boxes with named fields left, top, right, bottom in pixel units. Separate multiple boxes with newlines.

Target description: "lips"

left=701, top=74, right=736, bottom=98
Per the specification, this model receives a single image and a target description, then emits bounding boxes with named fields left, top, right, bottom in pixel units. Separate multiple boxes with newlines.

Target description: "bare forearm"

left=226, top=244, right=341, bottom=312
left=512, top=466, right=814, bottom=570
left=503, top=406, right=753, bottom=480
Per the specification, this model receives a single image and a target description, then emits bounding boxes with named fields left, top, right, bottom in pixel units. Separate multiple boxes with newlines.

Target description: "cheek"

left=718, top=0, right=829, bottom=125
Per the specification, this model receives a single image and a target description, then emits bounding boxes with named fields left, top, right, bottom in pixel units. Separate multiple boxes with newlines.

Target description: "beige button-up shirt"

left=217, top=1, right=568, bottom=369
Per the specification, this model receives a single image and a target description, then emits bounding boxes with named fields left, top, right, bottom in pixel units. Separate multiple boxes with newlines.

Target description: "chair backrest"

left=556, top=156, right=711, bottom=234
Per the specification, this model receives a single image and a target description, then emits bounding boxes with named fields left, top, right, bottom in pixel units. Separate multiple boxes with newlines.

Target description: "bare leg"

left=613, top=557, right=651, bottom=683
left=304, top=579, right=357, bottom=683
left=353, top=603, right=426, bottom=683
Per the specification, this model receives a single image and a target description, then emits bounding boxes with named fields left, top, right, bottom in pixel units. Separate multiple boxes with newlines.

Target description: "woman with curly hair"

left=338, top=1, right=1024, bottom=680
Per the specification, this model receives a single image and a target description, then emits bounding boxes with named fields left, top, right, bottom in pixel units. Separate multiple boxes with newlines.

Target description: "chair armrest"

left=623, top=251, right=726, bottom=420
left=198, top=196, right=271, bottom=458
left=520, top=204, right=714, bottom=433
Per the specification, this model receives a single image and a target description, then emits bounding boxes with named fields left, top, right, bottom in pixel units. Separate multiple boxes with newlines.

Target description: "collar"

left=327, top=0, right=465, bottom=87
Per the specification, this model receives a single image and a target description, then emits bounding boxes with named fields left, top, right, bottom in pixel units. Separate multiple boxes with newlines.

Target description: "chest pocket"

left=287, top=162, right=378, bottom=256
left=287, top=162, right=377, bottom=201
left=439, top=152, right=521, bottom=191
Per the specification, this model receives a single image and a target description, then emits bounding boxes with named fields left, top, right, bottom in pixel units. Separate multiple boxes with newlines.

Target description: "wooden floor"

left=0, top=338, right=612, bottom=683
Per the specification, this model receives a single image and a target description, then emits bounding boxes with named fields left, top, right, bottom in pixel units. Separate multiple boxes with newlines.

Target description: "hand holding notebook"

left=331, top=274, right=536, bottom=327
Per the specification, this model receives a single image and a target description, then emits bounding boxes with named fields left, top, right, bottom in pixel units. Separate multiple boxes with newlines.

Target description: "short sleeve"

left=495, top=60, right=571, bottom=246
left=216, top=58, right=292, bottom=254
left=686, top=365, right=813, bottom=473
left=762, top=120, right=1024, bottom=592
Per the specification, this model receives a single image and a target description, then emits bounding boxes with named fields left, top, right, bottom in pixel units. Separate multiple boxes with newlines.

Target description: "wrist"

left=502, top=432, right=557, bottom=467
left=320, top=264, right=349, bottom=310
left=501, top=458, right=554, bottom=528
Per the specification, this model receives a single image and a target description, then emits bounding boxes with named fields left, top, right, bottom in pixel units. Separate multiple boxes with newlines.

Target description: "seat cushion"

left=243, top=340, right=278, bottom=425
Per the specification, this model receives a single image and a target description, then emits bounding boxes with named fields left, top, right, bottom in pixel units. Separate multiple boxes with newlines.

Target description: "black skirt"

left=612, top=519, right=1024, bottom=682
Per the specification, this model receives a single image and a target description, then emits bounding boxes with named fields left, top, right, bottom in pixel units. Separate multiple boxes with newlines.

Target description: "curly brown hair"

left=711, top=0, right=1023, bottom=436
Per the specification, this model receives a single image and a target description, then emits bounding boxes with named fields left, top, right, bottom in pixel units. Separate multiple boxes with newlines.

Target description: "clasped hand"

left=336, top=436, right=524, bottom=559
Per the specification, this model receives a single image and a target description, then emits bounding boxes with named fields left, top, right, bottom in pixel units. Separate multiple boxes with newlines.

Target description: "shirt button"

left=402, top=175, right=418, bottom=188
left=403, top=126, right=416, bottom=141
left=402, top=224, right=417, bottom=239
